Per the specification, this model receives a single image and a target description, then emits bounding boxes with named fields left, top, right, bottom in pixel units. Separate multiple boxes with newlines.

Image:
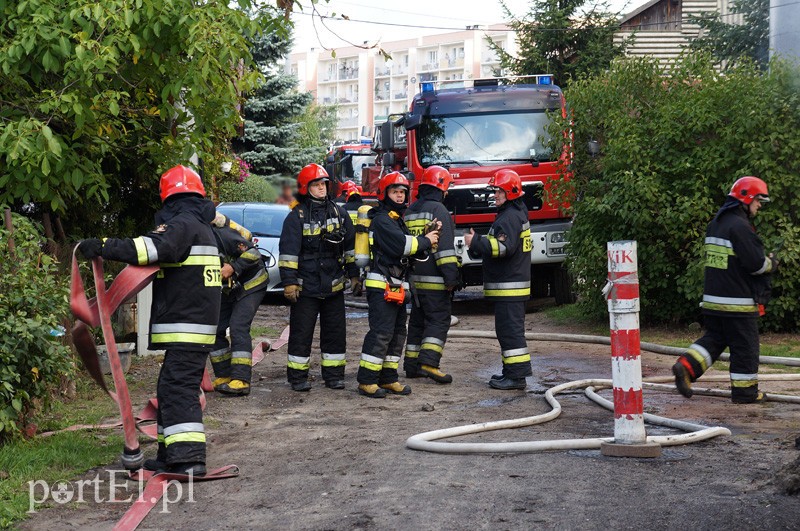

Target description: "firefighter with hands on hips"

left=357, top=172, right=441, bottom=398
left=77, top=165, right=220, bottom=476
left=464, top=169, right=533, bottom=390
left=278, top=163, right=359, bottom=392
left=339, top=180, right=365, bottom=224
left=403, top=165, right=460, bottom=384
left=673, top=176, right=777, bottom=404
left=208, top=213, right=269, bottom=396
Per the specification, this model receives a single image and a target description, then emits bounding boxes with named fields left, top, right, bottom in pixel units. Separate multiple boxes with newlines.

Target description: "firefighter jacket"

left=343, top=195, right=364, bottom=224
left=365, top=201, right=432, bottom=291
left=100, top=195, right=221, bottom=351
left=468, top=198, right=531, bottom=301
left=404, top=186, right=460, bottom=291
left=278, top=196, right=357, bottom=298
left=213, top=224, right=268, bottom=300
left=701, top=198, right=775, bottom=317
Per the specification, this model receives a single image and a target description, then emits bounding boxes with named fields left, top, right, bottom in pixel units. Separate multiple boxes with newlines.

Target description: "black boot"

left=143, top=458, right=166, bottom=472
left=166, top=462, right=206, bottom=476
left=325, top=379, right=345, bottom=390
left=291, top=380, right=312, bottom=392
left=489, top=377, right=527, bottom=390
left=672, top=362, right=693, bottom=398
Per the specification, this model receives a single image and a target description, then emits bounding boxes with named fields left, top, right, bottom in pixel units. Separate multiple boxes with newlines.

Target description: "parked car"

left=215, top=202, right=290, bottom=294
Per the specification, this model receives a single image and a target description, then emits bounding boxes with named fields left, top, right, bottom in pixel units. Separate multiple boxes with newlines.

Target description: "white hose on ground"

left=406, top=332, right=800, bottom=454
left=446, top=329, right=800, bottom=367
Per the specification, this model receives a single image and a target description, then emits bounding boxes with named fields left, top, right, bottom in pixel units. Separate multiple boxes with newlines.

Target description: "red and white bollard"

left=600, top=240, right=661, bottom=458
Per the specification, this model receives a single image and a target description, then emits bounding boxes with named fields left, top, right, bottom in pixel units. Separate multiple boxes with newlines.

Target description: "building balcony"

left=392, top=65, right=408, bottom=75
left=418, top=63, right=436, bottom=72
left=338, top=97, right=358, bottom=104
left=375, top=67, right=391, bottom=77
left=339, top=116, right=359, bottom=127
left=392, top=92, right=407, bottom=100
left=338, top=68, right=360, bottom=80
left=375, top=91, right=390, bottom=101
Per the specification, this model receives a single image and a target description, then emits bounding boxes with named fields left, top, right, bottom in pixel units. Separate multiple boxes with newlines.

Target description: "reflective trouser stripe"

left=163, top=422, right=205, bottom=446
left=230, top=351, right=252, bottom=366
left=405, top=344, right=420, bottom=359
left=152, top=332, right=216, bottom=344
left=502, top=347, right=530, bottom=365
left=686, top=344, right=712, bottom=372
left=485, top=289, right=531, bottom=297
left=287, top=355, right=310, bottom=371
left=383, top=355, right=400, bottom=370
left=321, top=352, right=347, bottom=367
left=360, top=353, right=383, bottom=372
left=421, top=337, right=444, bottom=353
left=731, top=372, right=758, bottom=387
left=210, top=350, right=232, bottom=363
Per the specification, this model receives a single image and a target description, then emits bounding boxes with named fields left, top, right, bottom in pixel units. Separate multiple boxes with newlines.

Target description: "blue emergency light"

left=421, top=82, right=435, bottom=93
left=538, top=75, right=552, bottom=85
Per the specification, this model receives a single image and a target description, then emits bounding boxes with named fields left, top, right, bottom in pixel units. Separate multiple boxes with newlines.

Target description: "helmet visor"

left=756, top=194, right=770, bottom=203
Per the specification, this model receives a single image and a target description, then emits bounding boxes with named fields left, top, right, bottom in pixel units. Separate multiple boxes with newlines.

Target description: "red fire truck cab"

left=363, top=75, right=574, bottom=304
left=324, top=140, right=378, bottom=200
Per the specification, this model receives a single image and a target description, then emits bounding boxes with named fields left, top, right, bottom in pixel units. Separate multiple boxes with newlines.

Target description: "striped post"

left=601, top=241, right=661, bottom=457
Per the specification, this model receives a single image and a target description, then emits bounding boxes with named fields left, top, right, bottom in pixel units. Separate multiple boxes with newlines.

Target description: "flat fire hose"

left=69, top=250, right=239, bottom=530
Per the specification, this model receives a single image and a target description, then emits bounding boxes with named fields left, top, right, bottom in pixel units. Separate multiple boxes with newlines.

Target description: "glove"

left=770, top=255, right=779, bottom=272
left=350, top=277, right=363, bottom=297
left=77, top=238, right=103, bottom=259
left=283, top=284, right=300, bottom=304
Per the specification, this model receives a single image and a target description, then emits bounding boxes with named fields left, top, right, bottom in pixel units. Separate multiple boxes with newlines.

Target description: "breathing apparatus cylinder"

left=355, top=204, right=372, bottom=268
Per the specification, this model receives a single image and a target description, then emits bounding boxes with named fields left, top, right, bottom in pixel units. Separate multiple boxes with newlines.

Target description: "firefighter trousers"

left=678, top=315, right=760, bottom=401
left=358, top=289, right=407, bottom=385
left=156, top=349, right=207, bottom=465
left=495, top=300, right=532, bottom=380
left=404, top=289, right=452, bottom=373
left=287, top=292, right=347, bottom=384
left=210, top=290, right=263, bottom=384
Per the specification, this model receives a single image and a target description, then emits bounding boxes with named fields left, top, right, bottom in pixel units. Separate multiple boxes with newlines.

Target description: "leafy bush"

left=550, top=54, right=800, bottom=330
left=0, top=214, right=74, bottom=441
left=218, top=174, right=277, bottom=203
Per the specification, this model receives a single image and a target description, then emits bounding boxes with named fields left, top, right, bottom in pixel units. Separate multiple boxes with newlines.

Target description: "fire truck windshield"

left=341, top=154, right=374, bottom=184
left=416, top=111, right=554, bottom=167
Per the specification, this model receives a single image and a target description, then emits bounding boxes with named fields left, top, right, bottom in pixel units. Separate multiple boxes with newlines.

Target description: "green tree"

left=496, top=0, right=629, bottom=85
left=0, top=0, right=289, bottom=236
left=548, top=54, right=800, bottom=331
left=233, top=35, right=322, bottom=182
left=296, top=102, right=339, bottom=158
left=688, top=0, right=769, bottom=70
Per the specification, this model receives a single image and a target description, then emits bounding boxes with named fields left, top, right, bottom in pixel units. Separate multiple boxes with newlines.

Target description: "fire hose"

left=405, top=330, right=800, bottom=454
left=70, top=251, right=242, bottom=530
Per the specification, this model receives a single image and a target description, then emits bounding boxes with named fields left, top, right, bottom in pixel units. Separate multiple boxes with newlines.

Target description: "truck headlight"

left=550, top=232, right=567, bottom=244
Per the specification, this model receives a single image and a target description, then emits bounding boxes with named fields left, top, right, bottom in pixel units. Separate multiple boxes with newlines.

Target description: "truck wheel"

left=530, top=272, right=550, bottom=299
left=552, top=265, right=576, bottom=305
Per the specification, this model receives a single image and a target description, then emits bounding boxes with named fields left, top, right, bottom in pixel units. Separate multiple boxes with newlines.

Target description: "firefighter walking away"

left=673, top=176, right=777, bottom=404
left=77, top=165, right=221, bottom=476
left=465, top=169, right=533, bottom=390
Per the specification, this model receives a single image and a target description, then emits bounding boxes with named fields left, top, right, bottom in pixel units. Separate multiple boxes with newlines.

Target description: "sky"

left=290, top=0, right=638, bottom=54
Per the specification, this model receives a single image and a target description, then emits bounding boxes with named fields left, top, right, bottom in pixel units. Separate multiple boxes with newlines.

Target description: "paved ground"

left=22, top=292, right=800, bottom=530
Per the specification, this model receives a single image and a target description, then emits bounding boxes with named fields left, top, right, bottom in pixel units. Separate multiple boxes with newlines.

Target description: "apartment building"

left=286, top=25, right=516, bottom=142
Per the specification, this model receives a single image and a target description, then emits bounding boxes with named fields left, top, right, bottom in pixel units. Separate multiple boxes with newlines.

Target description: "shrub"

left=218, top=174, right=277, bottom=203
left=550, top=54, right=800, bottom=330
left=0, top=214, right=74, bottom=442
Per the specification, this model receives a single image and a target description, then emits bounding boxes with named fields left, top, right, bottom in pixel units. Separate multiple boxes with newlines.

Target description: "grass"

left=539, top=303, right=608, bottom=335
left=0, top=358, right=158, bottom=528
left=251, top=325, right=282, bottom=338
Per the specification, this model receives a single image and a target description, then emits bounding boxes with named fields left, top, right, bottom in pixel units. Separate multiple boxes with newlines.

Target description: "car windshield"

left=217, top=206, right=288, bottom=238
left=343, top=154, right=374, bottom=184
left=416, top=111, right=554, bottom=166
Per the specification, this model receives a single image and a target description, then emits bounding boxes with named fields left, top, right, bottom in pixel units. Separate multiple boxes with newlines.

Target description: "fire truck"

left=324, top=140, right=378, bottom=200
left=363, top=75, right=574, bottom=304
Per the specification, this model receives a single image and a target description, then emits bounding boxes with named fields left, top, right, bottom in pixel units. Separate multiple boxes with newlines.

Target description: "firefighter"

left=357, top=172, right=440, bottom=398
left=403, top=165, right=460, bottom=384
left=77, top=165, right=220, bottom=476
left=279, top=163, right=359, bottom=392
left=208, top=213, right=269, bottom=396
left=464, top=169, right=532, bottom=390
left=673, top=176, right=777, bottom=404
left=340, top=180, right=365, bottom=224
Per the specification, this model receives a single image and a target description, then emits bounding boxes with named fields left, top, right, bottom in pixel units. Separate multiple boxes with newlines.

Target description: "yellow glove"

left=283, top=284, right=300, bottom=303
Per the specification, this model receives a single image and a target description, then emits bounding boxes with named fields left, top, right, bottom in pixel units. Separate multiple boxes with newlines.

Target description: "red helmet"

left=729, top=176, right=770, bottom=205
left=297, top=163, right=329, bottom=195
left=341, top=180, right=360, bottom=198
left=489, top=169, right=524, bottom=200
left=420, top=165, right=454, bottom=192
left=160, top=165, right=206, bottom=202
left=379, top=171, right=410, bottom=200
